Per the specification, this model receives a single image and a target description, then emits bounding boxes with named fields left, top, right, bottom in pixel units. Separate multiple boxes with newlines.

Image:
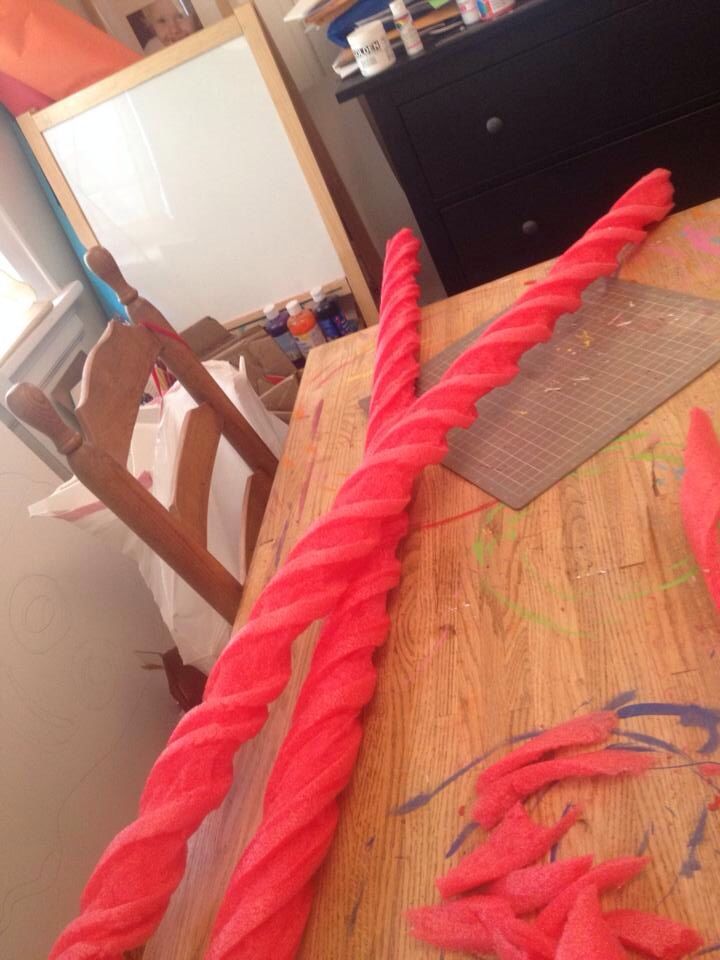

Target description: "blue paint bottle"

left=263, top=303, right=305, bottom=368
left=310, top=286, right=357, bottom=337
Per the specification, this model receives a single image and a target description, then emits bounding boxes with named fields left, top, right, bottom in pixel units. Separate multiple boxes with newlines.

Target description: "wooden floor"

left=144, top=200, right=720, bottom=959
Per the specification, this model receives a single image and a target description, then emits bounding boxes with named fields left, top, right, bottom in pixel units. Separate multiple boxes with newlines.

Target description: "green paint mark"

left=471, top=504, right=503, bottom=565
left=631, top=452, right=685, bottom=467
left=477, top=578, right=583, bottom=637
left=472, top=534, right=497, bottom=567
left=618, top=556, right=700, bottom=601
left=503, top=507, right=528, bottom=543
left=518, top=551, right=576, bottom=602
left=602, top=430, right=650, bottom=450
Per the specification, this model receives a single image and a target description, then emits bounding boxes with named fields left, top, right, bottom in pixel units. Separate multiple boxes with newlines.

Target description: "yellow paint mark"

left=578, top=329, right=592, bottom=348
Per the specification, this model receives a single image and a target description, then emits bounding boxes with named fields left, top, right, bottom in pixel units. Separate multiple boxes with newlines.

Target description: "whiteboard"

left=44, top=35, right=343, bottom=330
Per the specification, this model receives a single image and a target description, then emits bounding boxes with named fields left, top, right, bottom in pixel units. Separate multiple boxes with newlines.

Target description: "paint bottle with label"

left=389, top=0, right=424, bottom=56
left=457, top=0, right=482, bottom=26
left=310, top=287, right=341, bottom=340
left=286, top=299, right=326, bottom=356
left=348, top=21, right=396, bottom=77
left=310, top=287, right=358, bottom=340
left=263, top=303, right=304, bottom=368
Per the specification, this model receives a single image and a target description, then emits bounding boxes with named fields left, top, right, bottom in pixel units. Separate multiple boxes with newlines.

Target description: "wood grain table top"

left=144, top=200, right=720, bottom=959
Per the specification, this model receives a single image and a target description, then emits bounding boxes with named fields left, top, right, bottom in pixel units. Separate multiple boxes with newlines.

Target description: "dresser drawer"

left=440, top=102, right=720, bottom=290
left=400, top=0, right=720, bottom=202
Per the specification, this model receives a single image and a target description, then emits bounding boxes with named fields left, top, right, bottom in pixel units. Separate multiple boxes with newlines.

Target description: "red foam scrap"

left=492, top=930, right=532, bottom=960
left=470, top=897, right=556, bottom=959
left=406, top=900, right=494, bottom=954
left=476, top=711, right=617, bottom=792
left=474, top=749, right=656, bottom=828
left=485, top=855, right=594, bottom=913
left=408, top=896, right=555, bottom=959
left=536, top=856, right=649, bottom=938
left=556, top=885, right=628, bottom=959
left=437, top=802, right=581, bottom=899
left=606, top=908, right=704, bottom=959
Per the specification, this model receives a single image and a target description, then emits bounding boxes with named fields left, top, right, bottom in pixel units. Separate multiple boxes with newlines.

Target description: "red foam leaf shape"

left=606, top=909, right=705, bottom=959
left=485, top=855, right=594, bottom=914
left=476, top=711, right=617, bottom=792
left=556, top=886, right=628, bottom=959
left=408, top=897, right=555, bottom=959
left=437, top=802, right=581, bottom=899
left=681, top=407, right=720, bottom=608
left=536, top=856, right=649, bottom=938
left=474, top=749, right=655, bottom=828
left=470, top=897, right=556, bottom=959
left=406, top=900, right=494, bottom=954
left=492, top=930, right=533, bottom=960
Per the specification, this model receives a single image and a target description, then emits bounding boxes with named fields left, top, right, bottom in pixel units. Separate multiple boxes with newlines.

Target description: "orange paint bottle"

left=286, top=299, right=326, bottom=357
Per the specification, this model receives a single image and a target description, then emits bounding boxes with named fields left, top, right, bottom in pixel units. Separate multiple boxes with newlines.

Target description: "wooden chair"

left=6, top=247, right=278, bottom=627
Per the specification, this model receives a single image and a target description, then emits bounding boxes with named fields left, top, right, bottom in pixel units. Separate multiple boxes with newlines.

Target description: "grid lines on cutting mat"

left=418, top=278, right=720, bottom=508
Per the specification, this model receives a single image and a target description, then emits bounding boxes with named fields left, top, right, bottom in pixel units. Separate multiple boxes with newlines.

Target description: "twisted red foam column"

left=49, top=169, right=673, bottom=960
left=681, top=407, right=720, bottom=608
left=203, top=230, right=423, bottom=959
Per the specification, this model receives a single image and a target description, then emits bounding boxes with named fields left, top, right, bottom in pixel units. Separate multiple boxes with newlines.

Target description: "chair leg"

left=161, top=647, right=207, bottom=711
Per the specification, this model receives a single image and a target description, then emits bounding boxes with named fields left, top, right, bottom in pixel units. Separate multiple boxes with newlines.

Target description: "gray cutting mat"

left=415, top=277, right=720, bottom=508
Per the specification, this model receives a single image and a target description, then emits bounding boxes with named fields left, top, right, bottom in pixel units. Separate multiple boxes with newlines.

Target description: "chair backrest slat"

left=76, top=320, right=160, bottom=466
left=169, top=402, right=223, bottom=548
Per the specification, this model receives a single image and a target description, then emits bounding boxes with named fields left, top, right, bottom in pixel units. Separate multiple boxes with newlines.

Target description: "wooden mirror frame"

left=18, top=3, right=378, bottom=325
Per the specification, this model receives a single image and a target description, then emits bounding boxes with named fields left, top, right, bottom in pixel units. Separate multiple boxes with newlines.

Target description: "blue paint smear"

left=606, top=742, right=656, bottom=753
left=697, top=943, right=720, bottom=956
left=617, top=702, right=720, bottom=754
left=636, top=824, right=653, bottom=856
left=390, top=729, right=540, bottom=816
left=605, top=689, right=638, bottom=710
left=614, top=728, right=686, bottom=755
left=654, top=760, right=715, bottom=771
left=680, top=808, right=709, bottom=879
left=444, top=821, right=479, bottom=858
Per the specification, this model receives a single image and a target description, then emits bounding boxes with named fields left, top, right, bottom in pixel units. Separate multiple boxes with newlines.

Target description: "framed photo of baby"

left=83, top=0, right=230, bottom=56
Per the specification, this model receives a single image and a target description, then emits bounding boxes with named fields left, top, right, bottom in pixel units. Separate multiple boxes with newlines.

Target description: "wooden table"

left=145, top=201, right=720, bottom=959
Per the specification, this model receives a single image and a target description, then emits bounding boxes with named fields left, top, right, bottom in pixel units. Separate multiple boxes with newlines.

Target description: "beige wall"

left=0, top=425, right=178, bottom=959
left=243, top=0, right=447, bottom=302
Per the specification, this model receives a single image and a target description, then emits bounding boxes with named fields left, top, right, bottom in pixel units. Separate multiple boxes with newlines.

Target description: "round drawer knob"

left=522, top=219, right=539, bottom=236
left=486, top=116, right=503, bottom=135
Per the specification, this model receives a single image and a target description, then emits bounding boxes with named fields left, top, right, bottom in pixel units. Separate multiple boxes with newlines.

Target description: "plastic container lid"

left=310, top=286, right=326, bottom=303
left=389, top=0, right=408, bottom=16
left=286, top=299, right=302, bottom=316
left=263, top=303, right=278, bottom=320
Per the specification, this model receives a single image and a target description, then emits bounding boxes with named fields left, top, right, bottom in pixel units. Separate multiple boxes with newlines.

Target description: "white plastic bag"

left=29, top=360, right=287, bottom=671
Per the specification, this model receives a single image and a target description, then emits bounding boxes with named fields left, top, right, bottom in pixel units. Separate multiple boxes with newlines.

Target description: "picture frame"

left=82, top=0, right=231, bottom=56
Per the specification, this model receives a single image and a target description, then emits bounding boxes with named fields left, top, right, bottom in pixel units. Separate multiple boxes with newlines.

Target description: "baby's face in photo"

left=144, top=0, right=196, bottom=45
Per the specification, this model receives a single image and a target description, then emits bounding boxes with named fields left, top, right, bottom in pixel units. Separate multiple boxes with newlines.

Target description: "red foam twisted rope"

left=204, top=230, right=423, bottom=959
left=49, top=169, right=673, bottom=960
left=681, top=407, right=720, bottom=608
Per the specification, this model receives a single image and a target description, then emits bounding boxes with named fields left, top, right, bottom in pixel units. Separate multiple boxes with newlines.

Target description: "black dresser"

left=336, top=0, right=720, bottom=294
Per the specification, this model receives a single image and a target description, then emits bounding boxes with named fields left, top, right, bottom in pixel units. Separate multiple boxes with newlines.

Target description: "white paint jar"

left=457, top=0, right=482, bottom=25
left=348, top=21, right=397, bottom=77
